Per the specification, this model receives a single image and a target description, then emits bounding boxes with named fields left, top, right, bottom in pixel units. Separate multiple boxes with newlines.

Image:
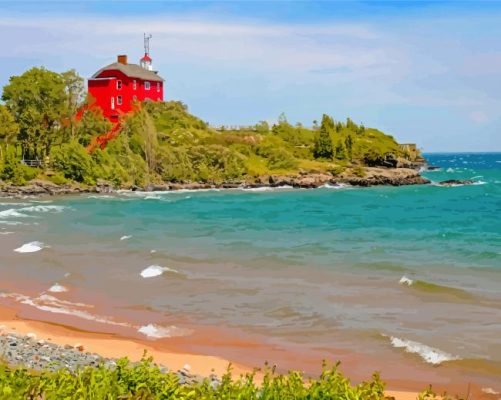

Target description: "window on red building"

left=133, top=80, right=137, bottom=90
left=116, top=80, right=122, bottom=90
left=157, top=82, right=160, bottom=92
left=145, top=81, right=150, bottom=90
left=117, top=96, right=122, bottom=105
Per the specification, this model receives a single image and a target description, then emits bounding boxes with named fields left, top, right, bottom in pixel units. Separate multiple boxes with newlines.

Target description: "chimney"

left=117, top=55, right=128, bottom=65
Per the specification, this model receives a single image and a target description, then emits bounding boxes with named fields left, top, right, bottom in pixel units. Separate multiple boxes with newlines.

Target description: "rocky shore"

left=0, top=329, right=218, bottom=386
left=0, top=166, right=431, bottom=197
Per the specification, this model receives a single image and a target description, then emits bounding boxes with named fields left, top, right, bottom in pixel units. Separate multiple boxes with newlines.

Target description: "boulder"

left=437, top=179, right=475, bottom=186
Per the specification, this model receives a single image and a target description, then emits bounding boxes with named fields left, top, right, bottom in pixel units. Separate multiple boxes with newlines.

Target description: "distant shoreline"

left=0, top=166, right=430, bottom=197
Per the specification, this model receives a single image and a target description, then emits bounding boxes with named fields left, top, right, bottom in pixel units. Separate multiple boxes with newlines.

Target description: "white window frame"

left=133, top=80, right=137, bottom=90
left=157, top=82, right=160, bottom=92
left=116, top=80, right=122, bottom=90
left=111, top=97, right=115, bottom=110
left=133, top=95, right=137, bottom=101
left=144, top=81, right=150, bottom=90
left=117, top=95, right=122, bottom=106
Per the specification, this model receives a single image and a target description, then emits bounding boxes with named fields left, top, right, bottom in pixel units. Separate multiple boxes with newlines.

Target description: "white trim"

left=144, top=81, right=150, bottom=90
left=111, top=97, right=115, bottom=110
left=116, top=80, right=122, bottom=90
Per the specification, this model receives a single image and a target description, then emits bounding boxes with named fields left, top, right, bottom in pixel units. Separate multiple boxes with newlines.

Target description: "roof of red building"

left=91, top=62, right=164, bottom=82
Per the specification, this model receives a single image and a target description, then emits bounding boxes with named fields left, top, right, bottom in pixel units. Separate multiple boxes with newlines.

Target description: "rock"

left=26, top=332, right=37, bottom=340
left=436, top=179, right=475, bottom=186
left=74, top=343, right=85, bottom=352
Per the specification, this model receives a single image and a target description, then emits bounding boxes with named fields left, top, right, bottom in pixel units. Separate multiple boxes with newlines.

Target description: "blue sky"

left=1, top=1, right=500, bottom=152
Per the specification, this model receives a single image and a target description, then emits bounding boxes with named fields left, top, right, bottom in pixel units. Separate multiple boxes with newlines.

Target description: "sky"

left=1, top=1, right=500, bottom=152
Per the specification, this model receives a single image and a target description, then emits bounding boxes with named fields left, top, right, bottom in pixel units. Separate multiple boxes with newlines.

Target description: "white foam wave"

left=20, top=205, right=66, bottom=213
left=482, top=388, right=500, bottom=395
left=120, top=235, right=132, bottom=241
left=0, top=231, right=14, bottom=235
left=48, top=283, right=68, bottom=293
left=243, top=185, right=293, bottom=192
left=138, top=323, right=191, bottom=339
left=472, top=180, right=487, bottom=185
left=399, top=276, right=414, bottom=286
left=87, top=195, right=115, bottom=199
left=14, top=241, right=48, bottom=253
left=320, top=183, right=349, bottom=189
left=140, top=265, right=178, bottom=278
left=387, top=336, right=459, bottom=365
left=446, top=167, right=455, bottom=173
left=0, top=209, right=29, bottom=218
left=0, top=221, right=24, bottom=225
left=0, top=292, right=129, bottom=327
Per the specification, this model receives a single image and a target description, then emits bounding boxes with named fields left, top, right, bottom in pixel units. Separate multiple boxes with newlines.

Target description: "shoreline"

left=0, top=166, right=430, bottom=197
left=1, top=302, right=499, bottom=400
left=0, top=303, right=421, bottom=399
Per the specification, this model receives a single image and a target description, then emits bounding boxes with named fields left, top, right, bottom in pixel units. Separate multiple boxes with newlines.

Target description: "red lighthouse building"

left=88, top=34, right=164, bottom=122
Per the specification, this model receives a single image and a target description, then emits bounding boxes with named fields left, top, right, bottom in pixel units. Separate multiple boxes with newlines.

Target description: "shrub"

left=50, top=141, right=96, bottom=184
left=0, top=147, right=38, bottom=185
left=0, top=357, right=393, bottom=400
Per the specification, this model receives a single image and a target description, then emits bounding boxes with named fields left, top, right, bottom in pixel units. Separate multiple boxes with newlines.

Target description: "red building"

left=88, top=35, right=164, bottom=122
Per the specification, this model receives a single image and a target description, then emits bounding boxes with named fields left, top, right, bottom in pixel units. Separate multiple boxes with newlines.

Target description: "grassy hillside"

left=0, top=67, right=420, bottom=188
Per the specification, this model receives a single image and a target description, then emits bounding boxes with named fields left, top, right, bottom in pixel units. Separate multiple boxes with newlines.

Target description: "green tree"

left=254, top=120, right=270, bottom=134
left=50, top=141, right=96, bottom=183
left=313, top=114, right=334, bottom=159
left=2, top=67, right=67, bottom=159
left=335, top=140, right=347, bottom=160
left=0, top=105, right=19, bottom=159
left=75, top=107, right=112, bottom=147
left=61, top=69, right=85, bottom=141
left=345, top=134, right=353, bottom=161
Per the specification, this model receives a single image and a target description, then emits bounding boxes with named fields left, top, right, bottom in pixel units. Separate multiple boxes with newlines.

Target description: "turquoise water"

left=1, top=152, right=500, bottom=377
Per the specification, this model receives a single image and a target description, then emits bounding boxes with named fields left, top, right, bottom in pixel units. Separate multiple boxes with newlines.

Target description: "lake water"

left=1, top=152, right=500, bottom=389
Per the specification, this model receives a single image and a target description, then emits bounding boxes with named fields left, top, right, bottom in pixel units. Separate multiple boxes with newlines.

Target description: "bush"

left=0, top=147, right=39, bottom=185
left=0, top=357, right=393, bottom=400
left=50, top=141, right=96, bottom=184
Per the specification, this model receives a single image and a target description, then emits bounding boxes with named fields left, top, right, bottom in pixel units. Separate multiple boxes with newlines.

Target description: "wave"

left=20, top=205, right=66, bottom=213
left=0, top=221, right=25, bottom=225
left=320, top=183, right=349, bottom=189
left=140, top=265, right=179, bottom=278
left=14, top=241, right=48, bottom=253
left=0, top=208, right=29, bottom=218
left=120, top=235, right=132, bottom=241
left=48, top=283, right=68, bottom=293
left=0, top=231, right=14, bottom=235
left=399, top=277, right=473, bottom=300
left=386, top=335, right=459, bottom=365
left=137, top=323, right=191, bottom=339
left=398, top=276, right=414, bottom=286
left=0, top=292, right=129, bottom=327
left=242, top=185, right=293, bottom=192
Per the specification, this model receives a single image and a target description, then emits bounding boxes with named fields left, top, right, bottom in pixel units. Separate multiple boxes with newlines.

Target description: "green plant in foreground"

left=0, top=356, right=396, bottom=400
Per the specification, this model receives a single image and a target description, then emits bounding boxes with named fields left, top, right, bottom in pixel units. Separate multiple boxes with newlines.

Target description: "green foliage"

left=2, top=67, right=69, bottom=159
left=0, top=65, right=411, bottom=187
left=313, top=114, right=334, bottom=160
left=75, top=108, right=112, bottom=147
left=50, top=141, right=96, bottom=184
left=0, top=357, right=395, bottom=400
left=0, top=147, right=38, bottom=185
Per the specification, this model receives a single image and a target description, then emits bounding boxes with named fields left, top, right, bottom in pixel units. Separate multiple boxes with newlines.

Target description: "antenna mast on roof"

left=141, top=33, right=153, bottom=70
left=144, top=33, right=152, bottom=55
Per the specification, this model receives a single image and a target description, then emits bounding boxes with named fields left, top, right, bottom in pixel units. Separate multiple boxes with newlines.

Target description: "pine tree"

left=313, top=114, right=334, bottom=159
